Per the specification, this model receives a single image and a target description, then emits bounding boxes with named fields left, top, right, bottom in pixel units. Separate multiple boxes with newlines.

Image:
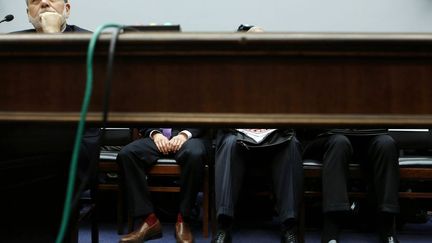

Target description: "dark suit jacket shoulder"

left=65, top=25, right=90, bottom=32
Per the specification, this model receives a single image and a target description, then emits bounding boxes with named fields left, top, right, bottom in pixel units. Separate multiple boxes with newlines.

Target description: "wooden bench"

left=302, top=160, right=432, bottom=199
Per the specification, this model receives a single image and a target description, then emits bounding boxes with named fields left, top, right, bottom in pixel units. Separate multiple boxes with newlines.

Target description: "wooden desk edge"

left=0, top=112, right=431, bottom=127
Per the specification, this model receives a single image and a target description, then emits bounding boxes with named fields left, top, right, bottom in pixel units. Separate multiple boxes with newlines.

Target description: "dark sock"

left=378, top=212, right=395, bottom=237
left=177, top=213, right=184, bottom=223
left=217, top=214, right=233, bottom=230
left=178, top=213, right=191, bottom=224
left=144, top=213, right=158, bottom=226
left=282, top=218, right=297, bottom=232
left=322, top=212, right=343, bottom=243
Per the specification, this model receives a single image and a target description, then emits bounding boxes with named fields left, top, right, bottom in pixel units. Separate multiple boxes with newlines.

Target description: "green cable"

left=55, top=23, right=123, bottom=243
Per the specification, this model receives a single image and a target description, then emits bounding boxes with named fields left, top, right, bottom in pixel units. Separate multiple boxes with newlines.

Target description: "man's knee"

left=116, top=143, right=136, bottom=163
left=178, top=140, right=207, bottom=165
left=217, top=134, right=237, bottom=150
left=373, top=135, right=397, bottom=153
left=328, top=134, right=351, bottom=150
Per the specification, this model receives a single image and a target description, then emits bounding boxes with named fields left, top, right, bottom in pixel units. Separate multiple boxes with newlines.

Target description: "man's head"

left=26, top=0, right=70, bottom=32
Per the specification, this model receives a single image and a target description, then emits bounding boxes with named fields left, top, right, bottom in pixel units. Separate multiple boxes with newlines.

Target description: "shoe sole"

left=144, top=231, right=163, bottom=241
left=174, top=232, right=195, bottom=243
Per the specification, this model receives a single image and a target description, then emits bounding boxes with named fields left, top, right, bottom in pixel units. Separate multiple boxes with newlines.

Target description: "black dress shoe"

left=281, top=227, right=298, bottom=243
left=211, top=229, right=232, bottom=243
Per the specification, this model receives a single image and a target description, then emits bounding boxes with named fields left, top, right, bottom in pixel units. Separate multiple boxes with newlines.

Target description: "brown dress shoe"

left=119, top=219, right=162, bottom=243
left=175, top=221, right=194, bottom=243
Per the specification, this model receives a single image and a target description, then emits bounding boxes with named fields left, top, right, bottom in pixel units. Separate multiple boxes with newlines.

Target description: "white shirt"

left=236, top=129, right=276, bottom=143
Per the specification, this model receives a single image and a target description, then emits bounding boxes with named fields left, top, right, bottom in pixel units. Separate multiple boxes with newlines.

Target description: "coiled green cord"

left=55, top=23, right=123, bottom=243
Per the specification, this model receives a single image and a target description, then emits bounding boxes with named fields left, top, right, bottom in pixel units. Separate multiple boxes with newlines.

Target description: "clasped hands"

left=153, top=133, right=188, bottom=155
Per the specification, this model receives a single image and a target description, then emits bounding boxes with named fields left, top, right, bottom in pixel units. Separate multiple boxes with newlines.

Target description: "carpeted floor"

left=79, top=217, right=432, bottom=243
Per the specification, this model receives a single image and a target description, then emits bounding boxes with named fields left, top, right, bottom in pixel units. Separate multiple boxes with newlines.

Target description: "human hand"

left=169, top=133, right=188, bottom=152
left=153, top=133, right=171, bottom=155
left=40, top=12, right=63, bottom=33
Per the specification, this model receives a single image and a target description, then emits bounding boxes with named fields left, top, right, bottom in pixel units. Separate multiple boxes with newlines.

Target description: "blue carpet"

left=79, top=218, right=432, bottom=243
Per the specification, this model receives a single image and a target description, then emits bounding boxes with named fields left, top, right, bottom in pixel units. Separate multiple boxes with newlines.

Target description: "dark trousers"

left=215, top=133, right=303, bottom=222
left=303, top=134, right=400, bottom=213
left=117, top=137, right=208, bottom=218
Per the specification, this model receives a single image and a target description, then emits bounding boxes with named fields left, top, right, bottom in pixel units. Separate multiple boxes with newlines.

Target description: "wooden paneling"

left=1, top=33, right=432, bottom=126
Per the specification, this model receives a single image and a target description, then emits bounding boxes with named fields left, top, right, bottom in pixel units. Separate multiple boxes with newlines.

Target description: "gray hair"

left=25, top=0, right=68, bottom=6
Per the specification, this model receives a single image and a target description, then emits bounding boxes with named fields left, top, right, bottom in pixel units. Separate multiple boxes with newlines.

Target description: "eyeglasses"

left=237, top=24, right=254, bottom=32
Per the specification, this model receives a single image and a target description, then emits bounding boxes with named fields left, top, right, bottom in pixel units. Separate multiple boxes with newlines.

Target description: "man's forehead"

left=26, top=0, right=68, bottom=4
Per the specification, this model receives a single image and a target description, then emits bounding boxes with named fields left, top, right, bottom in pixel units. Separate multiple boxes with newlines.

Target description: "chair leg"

left=209, top=161, right=217, bottom=238
left=90, top=186, right=99, bottom=243
left=69, top=206, right=80, bottom=243
left=90, top=204, right=99, bottom=243
left=202, top=165, right=209, bottom=238
left=117, top=165, right=132, bottom=234
left=298, top=197, right=306, bottom=243
left=117, top=189, right=124, bottom=235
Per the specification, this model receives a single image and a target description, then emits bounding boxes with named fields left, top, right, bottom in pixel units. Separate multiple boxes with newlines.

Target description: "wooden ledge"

left=2, top=112, right=432, bottom=127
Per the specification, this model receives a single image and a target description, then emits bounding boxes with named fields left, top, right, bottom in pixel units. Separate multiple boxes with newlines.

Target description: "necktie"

left=161, top=128, right=172, bottom=138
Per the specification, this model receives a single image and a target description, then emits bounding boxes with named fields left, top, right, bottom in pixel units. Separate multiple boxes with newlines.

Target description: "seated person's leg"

left=175, top=138, right=208, bottom=222
left=366, top=134, right=400, bottom=241
left=117, top=137, right=163, bottom=242
left=213, top=133, right=246, bottom=242
left=304, top=134, right=353, bottom=243
left=270, top=136, right=303, bottom=241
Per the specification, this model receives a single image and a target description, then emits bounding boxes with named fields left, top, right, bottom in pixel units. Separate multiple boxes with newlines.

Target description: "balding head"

left=247, top=26, right=264, bottom=33
left=25, top=0, right=68, bottom=6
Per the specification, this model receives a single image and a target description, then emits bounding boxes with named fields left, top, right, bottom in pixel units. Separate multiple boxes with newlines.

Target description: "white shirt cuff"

left=149, top=129, right=161, bottom=139
left=180, top=130, right=192, bottom=139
